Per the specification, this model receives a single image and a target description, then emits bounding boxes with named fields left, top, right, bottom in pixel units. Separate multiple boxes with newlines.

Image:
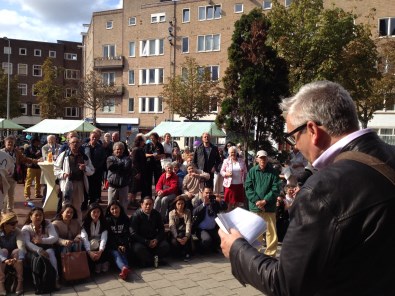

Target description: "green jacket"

left=245, top=163, right=282, bottom=213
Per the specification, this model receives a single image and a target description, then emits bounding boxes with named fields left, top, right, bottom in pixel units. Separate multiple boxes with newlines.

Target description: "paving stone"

left=197, top=266, right=223, bottom=275
left=219, top=279, right=244, bottom=289
left=209, top=271, right=236, bottom=282
left=131, top=286, right=158, bottom=296
left=232, top=285, right=263, bottom=296
left=163, top=272, right=188, bottom=282
left=157, top=286, right=184, bottom=296
left=103, top=286, right=132, bottom=296
left=121, top=278, right=149, bottom=290
left=196, top=278, right=224, bottom=289
left=181, top=285, right=210, bottom=296
left=208, top=286, right=237, bottom=296
left=148, top=278, right=174, bottom=289
left=186, top=272, right=210, bottom=282
left=139, top=271, right=165, bottom=282
left=52, top=289, right=78, bottom=296
left=95, top=274, right=124, bottom=290
left=172, top=278, right=198, bottom=289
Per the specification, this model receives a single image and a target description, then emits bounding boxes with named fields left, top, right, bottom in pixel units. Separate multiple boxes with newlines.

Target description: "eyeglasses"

left=6, top=221, right=18, bottom=226
left=284, top=122, right=321, bottom=146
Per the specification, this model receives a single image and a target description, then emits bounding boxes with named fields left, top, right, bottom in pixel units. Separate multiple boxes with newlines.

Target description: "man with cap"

left=244, top=150, right=282, bottom=257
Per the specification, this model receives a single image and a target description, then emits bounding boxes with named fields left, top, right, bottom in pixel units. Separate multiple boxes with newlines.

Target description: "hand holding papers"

left=215, top=207, right=266, bottom=245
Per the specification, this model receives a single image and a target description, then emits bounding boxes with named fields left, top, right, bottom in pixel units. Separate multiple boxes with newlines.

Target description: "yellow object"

left=47, top=151, right=53, bottom=163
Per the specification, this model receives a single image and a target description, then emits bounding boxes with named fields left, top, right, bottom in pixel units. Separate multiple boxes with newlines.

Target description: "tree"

left=216, top=8, right=289, bottom=165
left=0, top=68, right=22, bottom=119
left=161, top=57, right=221, bottom=121
left=74, top=70, right=119, bottom=125
left=34, top=58, right=65, bottom=119
left=268, top=0, right=381, bottom=127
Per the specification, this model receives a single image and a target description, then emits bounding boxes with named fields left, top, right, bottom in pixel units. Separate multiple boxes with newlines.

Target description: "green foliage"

left=34, top=58, right=65, bottom=119
left=0, top=68, right=22, bottom=119
left=161, top=57, right=221, bottom=120
left=217, top=8, right=289, bottom=164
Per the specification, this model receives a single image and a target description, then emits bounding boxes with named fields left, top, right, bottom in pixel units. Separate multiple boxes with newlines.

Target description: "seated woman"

left=21, top=207, right=60, bottom=289
left=182, top=164, right=210, bottom=209
left=52, top=204, right=81, bottom=253
left=168, top=196, right=192, bottom=262
left=0, top=213, right=25, bottom=295
left=81, top=203, right=109, bottom=274
left=154, top=163, right=178, bottom=222
left=105, top=201, right=131, bottom=280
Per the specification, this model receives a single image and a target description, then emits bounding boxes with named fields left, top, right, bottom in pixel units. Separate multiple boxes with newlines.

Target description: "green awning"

left=146, top=122, right=226, bottom=137
left=0, top=119, right=26, bottom=130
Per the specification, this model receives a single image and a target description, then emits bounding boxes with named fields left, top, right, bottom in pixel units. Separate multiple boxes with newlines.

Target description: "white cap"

left=256, top=150, right=268, bottom=158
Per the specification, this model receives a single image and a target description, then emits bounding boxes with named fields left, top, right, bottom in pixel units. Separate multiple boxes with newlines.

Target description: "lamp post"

left=3, top=37, right=10, bottom=120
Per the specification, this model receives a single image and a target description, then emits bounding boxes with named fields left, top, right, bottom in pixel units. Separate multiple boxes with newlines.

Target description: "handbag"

left=61, top=250, right=90, bottom=281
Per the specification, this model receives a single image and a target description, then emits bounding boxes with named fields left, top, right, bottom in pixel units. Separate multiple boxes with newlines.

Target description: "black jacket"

left=130, top=209, right=165, bottom=245
left=193, top=143, right=221, bottom=174
left=229, top=132, right=395, bottom=296
left=106, top=215, right=131, bottom=250
left=106, top=155, right=132, bottom=188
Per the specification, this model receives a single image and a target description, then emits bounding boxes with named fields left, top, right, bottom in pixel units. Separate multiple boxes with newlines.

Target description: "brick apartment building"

left=0, top=39, right=82, bottom=127
left=83, top=0, right=394, bottom=141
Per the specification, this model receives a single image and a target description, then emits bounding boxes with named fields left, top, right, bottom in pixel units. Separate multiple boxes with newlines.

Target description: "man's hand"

left=219, top=228, right=242, bottom=258
left=255, top=200, right=266, bottom=211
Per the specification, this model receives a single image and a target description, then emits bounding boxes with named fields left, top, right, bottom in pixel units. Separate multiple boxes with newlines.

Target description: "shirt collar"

left=313, top=129, right=373, bottom=170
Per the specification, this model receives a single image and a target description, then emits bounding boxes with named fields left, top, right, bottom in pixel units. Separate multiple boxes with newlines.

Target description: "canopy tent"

left=146, top=121, right=226, bottom=137
left=23, top=119, right=96, bottom=134
left=0, top=119, right=25, bottom=130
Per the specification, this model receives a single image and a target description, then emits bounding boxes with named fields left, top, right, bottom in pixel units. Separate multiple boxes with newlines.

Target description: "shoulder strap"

left=335, top=151, right=395, bottom=185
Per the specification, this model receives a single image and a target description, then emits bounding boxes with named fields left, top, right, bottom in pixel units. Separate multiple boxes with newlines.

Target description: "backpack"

left=4, top=266, right=17, bottom=293
left=31, top=254, right=57, bottom=294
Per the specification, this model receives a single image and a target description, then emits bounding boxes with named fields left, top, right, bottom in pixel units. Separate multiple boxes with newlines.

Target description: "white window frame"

left=128, top=17, right=136, bottom=26
left=379, top=17, right=395, bottom=37
left=49, top=50, right=56, bottom=58
left=18, top=63, right=28, bottom=76
left=140, top=39, right=164, bottom=57
left=263, top=0, right=272, bottom=10
left=32, top=65, right=42, bottom=77
left=20, top=103, right=27, bottom=115
left=3, top=46, right=11, bottom=55
left=32, top=84, right=38, bottom=96
left=182, top=8, right=190, bottom=23
left=128, top=70, right=135, bottom=85
left=103, top=44, right=116, bottom=58
left=102, top=72, right=115, bottom=86
left=151, top=13, right=166, bottom=24
left=18, top=83, right=27, bottom=96
left=285, top=0, right=292, bottom=7
left=64, top=69, right=80, bottom=80
left=128, top=98, right=134, bottom=113
left=65, top=88, right=77, bottom=98
left=139, top=68, right=164, bottom=85
left=34, top=49, right=42, bottom=57
left=64, top=53, right=77, bottom=60
left=106, top=21, right=113, bottom=29
left=198, top=5, right=222, bottom=21
left=19, top=48, right=27, bottom=55
left=234, top=3, right=244, bottom=13
left=32, top=104, right=40, bottom=116
left=2, top=62, right=12, bottom=75
left=101, top=98, right=115, bottom=113
left=65, top=107, right=79, bottom=117
left=129, top=41, right=136, bottom=57
left=182, top=37, right=189, bottom=53
left=197, top=34, right=221, bottom=52
left=139, top=97, right=163, bottom=113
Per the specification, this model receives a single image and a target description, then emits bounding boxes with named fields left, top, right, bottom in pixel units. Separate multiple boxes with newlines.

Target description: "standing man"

left=219, top=81, right=395, bottom=295
left=244, top=150, right=281, bottom=257
left=83, top=132, right=106, bottom=204
left=24, top=137, right=42, bottom=200
left=110, top=132, right=129, bottom=157
left=193, top=133, right=221, bottom=189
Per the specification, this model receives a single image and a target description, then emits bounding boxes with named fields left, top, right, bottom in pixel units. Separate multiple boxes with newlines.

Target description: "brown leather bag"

left=61, top=251, right=90, bottom=281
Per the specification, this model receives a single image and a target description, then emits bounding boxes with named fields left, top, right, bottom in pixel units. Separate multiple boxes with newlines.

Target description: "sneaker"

left=95, top=263, right=102, bottom=274
left=102, top=261, right=109, bottom=272
left=154, top=255, right=159, bottom=268
left=184, top=254, right=190, bottom=262
left=24, top=196, right=31, bottom=201
left=119, top=266, right=130, bottom=280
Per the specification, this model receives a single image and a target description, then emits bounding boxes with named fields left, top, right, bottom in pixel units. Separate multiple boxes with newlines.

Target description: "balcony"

left=94, top=56, right=124, bottom=70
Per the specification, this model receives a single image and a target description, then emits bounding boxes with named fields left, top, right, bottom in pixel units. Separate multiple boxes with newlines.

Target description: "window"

left=139, top=97, right=163, bottom=113
left=64, top=53, right=77, bottom=60
left=285, top=0, right=292, bottom=6
left=3, top=46, right=11, bottom=55
left=129, top=41, right=135, bottom=57
left=32, top=104, right=40, bottom=116
left=128, top=98, right=134, bottom=112
left=140, top=39, right=164, bottom=56
left=151, top=13, right=166, bottom=23
left=182, top=37, right=189, bottom=53
left=18, top=84, right=27, bottom=96
left=376, top=128, right=395, bottom=145
left=2, top=62, right=12, bottom=74
left=106, top=21, right=113, bottom=29
left=210, top=97, right=218, bottom=113
left=198, top=5, right=221, bottom=21
left=64, top=69, right=80, bottom=79
left=49, top=50, right=56, bottom=58
left=34, top=49, right=41, bottom=56
left=18, top=64, right=27, bottom=76
left=20, top=104, right=27, bottom=115
left=102, top=72, right=115, bottom=86
left=65, top=88, right=77, bottom=98
left=32, top=84, right=38, bottom=96
left=19, top=48, right=26, bottom=55
left=128, top=17, right=136, bottom=26
left=182, top=9, right=190, bottom=23
left=263, top=0, right=272, bottom=9
left=198, top=66, right=219, bottom=81
left=128, top=70, right=135, bottom=85
left=379, top=18, right=395, bottom=37
left=197, top=34, right=220, bottom=52
left=103, top=44, right=116, bottom=58
left=101, top=98, right=115, bottom=113
left=234, top=4, right=243, bottom=13
left=65, top=107, right=79, bottom=117
left=139, top=68, right=164, bottom=85
left=33, top=65, right=42, bottom=77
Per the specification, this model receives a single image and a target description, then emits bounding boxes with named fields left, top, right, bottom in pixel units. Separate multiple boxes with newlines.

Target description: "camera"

left=209, top=194, right=216, bottom=203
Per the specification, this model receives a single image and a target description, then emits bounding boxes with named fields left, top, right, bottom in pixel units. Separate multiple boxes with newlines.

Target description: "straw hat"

left=0, top=212, right=18, bottom=228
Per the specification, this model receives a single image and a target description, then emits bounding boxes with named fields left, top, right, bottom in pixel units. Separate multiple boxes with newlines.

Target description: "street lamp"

left=3, top=37, right=10, bottom=120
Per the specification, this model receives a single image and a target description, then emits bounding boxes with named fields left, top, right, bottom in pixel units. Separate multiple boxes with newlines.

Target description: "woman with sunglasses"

left=0, top=213, right=25, bottom=295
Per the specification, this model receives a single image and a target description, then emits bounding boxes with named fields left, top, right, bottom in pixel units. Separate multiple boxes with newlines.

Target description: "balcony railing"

left=94, top=56, right=124, bottom=69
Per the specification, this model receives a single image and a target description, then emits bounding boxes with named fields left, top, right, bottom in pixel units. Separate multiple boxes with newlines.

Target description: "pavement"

left=11, top=183, right=267, bottom=296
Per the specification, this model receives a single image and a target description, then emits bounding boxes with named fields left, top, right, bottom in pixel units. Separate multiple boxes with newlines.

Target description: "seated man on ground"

left=182, top=164, right=210, bottom=210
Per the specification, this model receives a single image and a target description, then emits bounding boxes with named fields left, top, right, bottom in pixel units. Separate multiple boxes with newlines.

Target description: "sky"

left=0, top=0, right=122, bottom=43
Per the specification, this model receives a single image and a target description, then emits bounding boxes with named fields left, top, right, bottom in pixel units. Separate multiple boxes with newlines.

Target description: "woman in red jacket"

left=154, top=163, right=178, bottom=223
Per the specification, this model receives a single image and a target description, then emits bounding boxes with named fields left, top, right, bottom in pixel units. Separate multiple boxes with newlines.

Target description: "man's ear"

left=307, top=121, right=320, bottom=145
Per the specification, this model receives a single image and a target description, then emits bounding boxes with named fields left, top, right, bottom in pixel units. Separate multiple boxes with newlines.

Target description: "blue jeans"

left=110, top=249, right=129, bottom=271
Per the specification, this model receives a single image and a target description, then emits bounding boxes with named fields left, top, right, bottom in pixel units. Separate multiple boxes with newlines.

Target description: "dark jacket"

left=130, top=209, right=166, bottom=245
left=192, top=198, right=227, bottom=231
left=106, top=155, right=132, bottom=188
left=193, top=143, right=221, bottom=174
left=106, top=215, right=131, bottom=250
left=83, top=143, right=106, bottom=172
left=24, top=144, right=41, bottom=169
left=229, top=132, right=395, bottom=296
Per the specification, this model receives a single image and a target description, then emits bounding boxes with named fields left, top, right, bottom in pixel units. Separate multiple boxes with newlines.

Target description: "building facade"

left=83, top=0, right=395, bottom=143
left=0, top=39, right=82, bottom=126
